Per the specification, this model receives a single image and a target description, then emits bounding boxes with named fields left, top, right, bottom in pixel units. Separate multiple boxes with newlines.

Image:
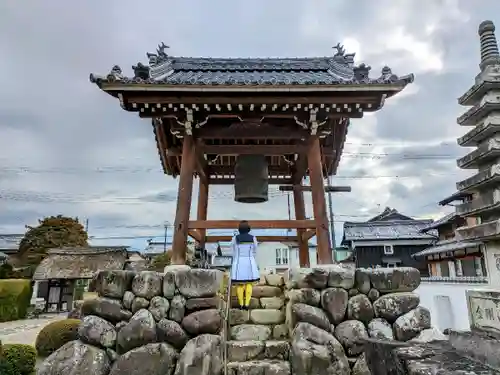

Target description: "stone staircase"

left=223, top=274, right=290, bottom=375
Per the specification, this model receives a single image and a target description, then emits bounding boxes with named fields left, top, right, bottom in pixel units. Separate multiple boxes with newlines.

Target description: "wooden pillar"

left=171, top=135, right=196, bottom=265
left=293, top=186, right=310, bottom=267
left=197, top=178, right=209, bottom=248
left=307, top=136, right=333, bottom=264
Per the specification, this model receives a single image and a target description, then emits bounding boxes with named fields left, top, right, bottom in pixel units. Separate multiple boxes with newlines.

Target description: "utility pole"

left=163, top=221, right=170, bottom=253
left=85, top=219, right=89, bottom=233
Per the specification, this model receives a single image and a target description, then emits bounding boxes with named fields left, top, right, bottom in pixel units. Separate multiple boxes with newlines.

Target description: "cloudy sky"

left=0, top=0, right=497, bottom=250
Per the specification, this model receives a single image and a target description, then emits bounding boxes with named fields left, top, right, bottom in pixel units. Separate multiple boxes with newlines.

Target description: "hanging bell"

left=234, top=154, right=269, bottom=203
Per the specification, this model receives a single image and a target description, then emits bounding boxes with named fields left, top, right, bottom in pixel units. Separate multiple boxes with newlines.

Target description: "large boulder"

left=369, top=267, right=420, bottom=293
left=132, top=271, right=163, bottom=299
left=110, top=343, right=178, bottom=375
left=285, top=288, right=321, bottom=306
left=116, top=309, right=157, bottom=353
left=174, top=334, right=223, bottom=375
left=230, top=324, right=271, bottom=341
left=37, top=340, right=111, bottom=375
left=334, top=320, right=369, bottom=356
left=157, top=319, right=189, bottom=349
left=181, top=309, right=222, bottom=335
left=250, top=309, right=285, bottom=325
left=169, top=295, right=186, bottom=322
left=352, top=353, right=371, bottom=375
left=373, top=292, right=420, bottom=322
left=123, top=291, right=135, bottom=310
left=321, top=288, right=348, bottom=325
left=252, top=285, right=282, bottom=298
left=290, top=322, right=350, bottom=375
left=346, top=294, right=374, bottom=324
left=354, top=269, right=371, bottom=294
left=78, top=315, right=117, bottom=348
left=287, top=268, right=329, bottom=289
left=185, top=297, right=219, bottom=311
left=149, top=296, right=170, bottom=321
left=92, top=270, right=136, bottom=299
left=327, top=265, right=355, bottom=289
left=175, top=269, right=223, bottom=298
left=81, top=297, right=132, bottom=323
left=291, top=303, right=331, bottom=331
left=131, top=297, right=149, bottom=313
left=163, top=270, right=176, bottom=298
left=367, top=318, right=394, bottom=340
left=393, top=306, right=431, bottom=341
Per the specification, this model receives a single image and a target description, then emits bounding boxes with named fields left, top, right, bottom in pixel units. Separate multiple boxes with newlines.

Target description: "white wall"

left=484, top=240, right=500, bottom=286
left=415, top=282, right=491, bottom=331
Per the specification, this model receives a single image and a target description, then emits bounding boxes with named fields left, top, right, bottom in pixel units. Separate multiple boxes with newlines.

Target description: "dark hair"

left=238, top=220, right=251, bottom=234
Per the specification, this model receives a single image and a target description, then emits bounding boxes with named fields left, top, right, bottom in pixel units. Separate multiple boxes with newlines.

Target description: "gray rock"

left=410, top=327, right=447, bottom=343
left=185, top=297, right=219, bottom=310
left=163, top=271, right=176, bottom=298
left=92, top=270, right=136, bottom=299
left=227, top=360, right=290, bottom=375
left=110, top=343, right=178, bottom=375
left=327, top=264, right=356, bottom=289
left=174, top=334, right=222, bottom=375
left=288, top=268, right=329, bottom=289
left=157, top=318, right=189, bottom=349
left=230, top=324, right=271, bottom=341
left=229, top=309, right=250, bottom=325
left=175, top=268, right=223, bottom=298
left=131, top=296, right=150, bottom=313
left=291, top=322, right=350, bottom=375
left=252, top=285, right=283, bottom=298
left=265, top=274, right=285, bottom=287
left=116, top=321, right=127, bottom=331
left=116, top=309, right=157, bottom=353
left=169, top=295, right=186, bottom=323
left=348, top=289, right=360, bottom=297
left=347, top=294, right=374, bottom=324
left=369, top=267, right=420, bottom=293
left=355, top=269, right=371, bottom=294
left=321, top=288, right=348, bottom=324
left=123, top=291, right=135, bottom=310
left=367, top=288, right=380, bottom=302
left=334, top=320, right=369, bottom=356
left=149, top=296, right=170, bottom=321
left=37, top=340, right=110, bottom=375
left=106, top=348, right=118, bottom=363
left=285, top=288, right=321, bottom=306
left=182, top=309, right=222, bottom=335
left=132, top=271, right=163, bottom=299
left=265, top=340, right=290, bottom=360
left=78, top=315, right=117, bottom=348
left=291, top=303, right=330, bottom=331
left=373, top=292, right=420, bottom=322
left=273, top=324, right=288, bottom=339
left=260, top=296, right=285, bottom=309
left=367, top=318, right=394, bottom=340
left=393, top=306, right=431, bottom=341
left=352, top=353, right=371, bottom=375
left=250, top=309, right=285, bottom=325
left=227, top=341, right=264, bottom=362
left=81, top=297, right=132, bottom=323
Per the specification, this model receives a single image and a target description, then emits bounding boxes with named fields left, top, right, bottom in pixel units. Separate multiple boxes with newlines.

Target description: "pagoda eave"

left=458, top=80, right=500, bottom=106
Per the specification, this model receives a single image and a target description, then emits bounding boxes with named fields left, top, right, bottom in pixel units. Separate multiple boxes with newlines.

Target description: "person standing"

left=230, top=220, right=260, bottom=309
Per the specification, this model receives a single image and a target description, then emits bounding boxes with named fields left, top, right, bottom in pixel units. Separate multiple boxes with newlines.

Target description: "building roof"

left=412, top=239, right=482, bottom=258
left=419, top=212, right=460, bottom=233
left=90, top=44, right=414, bottom=88
left=438, top=191, right=472, bottom=206
left=342, top=208, right=435, bottom=242
left=33, top=247, right=128, bottom=280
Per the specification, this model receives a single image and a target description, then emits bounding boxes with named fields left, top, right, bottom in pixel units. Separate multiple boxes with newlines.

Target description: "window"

left=383, top=245, right=394, bottom=255
left=275, top=247, right=289, bottom=265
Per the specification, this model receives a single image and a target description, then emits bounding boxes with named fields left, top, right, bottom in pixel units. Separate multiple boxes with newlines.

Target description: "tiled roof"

left=412, top=239, right=482, bottom=258
left=90, top=44, right=414, bottom=87
left=342, top=220, right=436, bottom=242
left=419, top=212, right=459, bottom=233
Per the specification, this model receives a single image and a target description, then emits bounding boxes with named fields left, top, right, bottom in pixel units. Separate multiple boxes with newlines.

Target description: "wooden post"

left=293, top=185, right=310, bottom=267
left=307, top=136, right=333, bottom=264
left=197, top=178, right=209, bottom=248
left=171, top=135, right=196, bottom=264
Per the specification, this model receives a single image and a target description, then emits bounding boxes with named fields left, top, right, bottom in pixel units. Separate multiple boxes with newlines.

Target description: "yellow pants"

left=235, top=283, right=253, bottom=307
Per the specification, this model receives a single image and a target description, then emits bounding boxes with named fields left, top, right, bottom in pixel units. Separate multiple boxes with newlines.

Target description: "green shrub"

left=2, top=344, right=37, bottom=375
left=35, top=319, right=80, bottom=358
left=0, top=279, right=32, bottom=322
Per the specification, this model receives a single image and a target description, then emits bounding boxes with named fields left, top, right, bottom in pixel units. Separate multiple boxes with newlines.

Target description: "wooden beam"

left=194, top=140, right=208, bottom=184
left=188, top=220, right=316, bottom=230
left=201, top=144, right=308, bottom=155
left=302, top=230, right=316, bottom=241
left=209, top=165, right=290, bottom=174
left=196, top=126, right=309, bottom=140
left=196, top=178, right=209, bottom=247
left=208, top=178, right=293, bottom=185
left=127, top=95, right=380, bottom=105
left=188, top=230, right=202, bottom=243
left=205, top=235, right=300, bottom=243
left=279, top=185, right=352, bottom=193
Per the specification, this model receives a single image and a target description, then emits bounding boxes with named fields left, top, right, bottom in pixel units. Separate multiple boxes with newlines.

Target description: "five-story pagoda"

left=90, top=42, right=413, bottom=265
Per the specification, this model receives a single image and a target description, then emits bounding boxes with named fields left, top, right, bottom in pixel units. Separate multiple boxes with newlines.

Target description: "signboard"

left=212, top=255, right=233, bottom=269
left=466, top=290, right=500, bottom=334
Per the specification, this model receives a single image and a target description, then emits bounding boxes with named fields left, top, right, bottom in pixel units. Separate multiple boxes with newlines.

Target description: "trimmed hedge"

left=0, top=279, right=32, bottom=322
left=35, top=318, right=81, bottom=358
left=1, top=343, right=37, bottom=375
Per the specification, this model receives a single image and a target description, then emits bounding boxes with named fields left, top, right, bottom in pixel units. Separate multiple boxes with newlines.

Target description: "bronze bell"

left=234, top=154, right=269, bottom=203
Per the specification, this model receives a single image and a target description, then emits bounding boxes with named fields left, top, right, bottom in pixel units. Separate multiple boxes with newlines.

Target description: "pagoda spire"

left=479, top=20, right=500, bottom=70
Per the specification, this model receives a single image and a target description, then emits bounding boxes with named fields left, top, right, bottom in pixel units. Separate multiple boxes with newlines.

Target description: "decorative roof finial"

left=478, top=20, right=500, bottom=70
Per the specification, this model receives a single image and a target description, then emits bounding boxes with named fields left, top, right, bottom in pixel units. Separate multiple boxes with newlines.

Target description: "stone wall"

left=38, top=266, right=226, bottom=375
left=285, top=266, right=439, bottom=375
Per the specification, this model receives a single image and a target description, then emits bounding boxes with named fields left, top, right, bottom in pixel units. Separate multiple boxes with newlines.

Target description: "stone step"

left=229, top=308, right=285, bottom=326
left=227, top=340, right=289, bottom=362
left=229, top=324, right=288, bottom=341
left=227, top=360, right=290, bottom=375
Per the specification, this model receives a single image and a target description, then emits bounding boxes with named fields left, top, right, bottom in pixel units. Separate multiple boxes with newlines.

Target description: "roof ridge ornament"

left=147, top=42, right=170, bottom=66
left=332, top=43, right=356, bottom=65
